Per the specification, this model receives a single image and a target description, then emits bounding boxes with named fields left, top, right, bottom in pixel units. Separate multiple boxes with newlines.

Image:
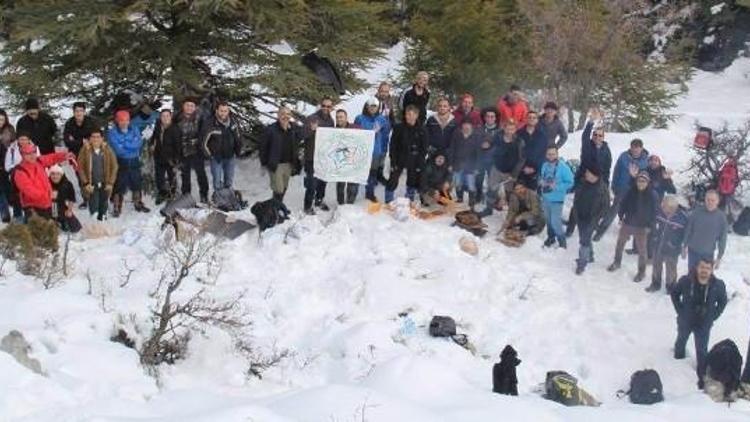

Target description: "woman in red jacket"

left=13, top=143, right=73, bottom=220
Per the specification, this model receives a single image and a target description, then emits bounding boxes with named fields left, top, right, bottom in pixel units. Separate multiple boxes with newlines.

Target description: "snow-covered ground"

left=1, top=48, right=750, bottom=422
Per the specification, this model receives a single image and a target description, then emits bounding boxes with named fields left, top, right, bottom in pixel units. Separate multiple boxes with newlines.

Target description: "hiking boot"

left=633, top=271, right=645, bottom=283
left=607, top=262, right=620, bottom=272
left=592, top=231, right=604, bottom=242
left=698, top=379, right=705, bottom=390
left=625, top=248, right=638, bottom=255
left=645, top=280, right=661, bottom=292
left=575, top=261, right=586, bottom=275
left=304, top=207, right=316, bottom=215
left=133, top=192, right=151, bottom=213
left=365, top=193, right=377, bottom=203
left=558, top=237, right=567, bottom=249
left=543, top=237, right=555, bottom=248
left=112, top=194, right=123, bottom=218
left=315, top=201, right=330, bottom=211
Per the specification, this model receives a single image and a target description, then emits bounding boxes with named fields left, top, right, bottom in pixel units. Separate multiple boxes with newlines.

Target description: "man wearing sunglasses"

left=16, top=97, right=58, bottom=155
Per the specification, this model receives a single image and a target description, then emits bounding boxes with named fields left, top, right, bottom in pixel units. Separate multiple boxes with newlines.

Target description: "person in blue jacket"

left=130, top=100, right=160, bottom=136
left=355, top=97, right=390, bottom=203
left=594, top=138, right=649, bottom=240
left=540, top=146, right=574, bottom=248
left=108, top=110, right=149, bottom=216
left=516, top=110, right=547, bottom=190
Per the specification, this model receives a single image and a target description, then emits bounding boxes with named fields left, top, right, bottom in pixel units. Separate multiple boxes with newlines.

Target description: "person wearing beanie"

left=49, top=164, right=81, bottom=232
left=108, top=109, right=150, bottom=216
left=573, top=165, right=610, bottom=274
left=540, top=101, right=568, bottom=149
left=12, top=141, right=73, bottom=220
left=608, top=170, right=659, bottom=282
left=16, top=97, right=59, bottom=155
left=355, top=96, right=390, bottom=203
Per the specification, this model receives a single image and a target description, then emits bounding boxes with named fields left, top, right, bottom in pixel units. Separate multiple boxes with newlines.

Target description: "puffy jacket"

left=203, top=116, right=241, bottom=160
left=578, top=121, right=612, bottom=185
left=108, top=125, right=143, bottom=162
left=354, top=113, right=390, bottom=158
left=573, top=179, right=610, bottom=223
left=449, top=130, right=481, bottom=173
left=540, top=159, right=574, bottom=203
left=452, top=107, right=482, bottom=127
left=63, top=116, right=99, bottom=156
left=517, top=126, right=548, bottom=172
left=389, top=123, right=427, bottom=170
left=16, top=113, right=58, bottom=154
left=618, top=185, right=659, bottom=228
left=539, top=116, right=568, bottom=148
left=260, top=121, right=302, bottom=172
left=13, top=152, right=68, bottom=209
left=400, top=85, right=430, bottom=126
left=150, top=122, right=181, bottom=165
left=5, top=142, right=40, bottom=173
left=77, top=142, right=119, bottom=191
left=612, top=149, right=649, bottom=196
left=671, top=274, right=727, bottom=325
left=651, top=207, right=688, bottom=257
left=496, top=96, right=528, bottom=128
left=492, top=133, right=525, bottom=176
left=173, top=112, right=203, bottom=158
left=425, top=114, right=458, bottom=156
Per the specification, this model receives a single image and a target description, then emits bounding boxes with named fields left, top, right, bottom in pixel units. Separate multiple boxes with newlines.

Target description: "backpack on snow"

left=733, top=207, right=750, bottom=236
left=429, top=316, right=457, bottom=337
left=544, top=371, right=600, bottom=407
left=250, top=198, right=290, bottom=232
left=706, top=339, right=743, bottom=401
left=619, top=369, right=664, bottom=405
left=693, top=127, right=713, bottom=150
left=212, top=188, right=248, bottom=212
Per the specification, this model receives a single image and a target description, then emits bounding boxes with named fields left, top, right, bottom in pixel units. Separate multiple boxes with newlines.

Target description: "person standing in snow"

left=12, top=143, right=73, bottom=220
left=682, top=190, right=729, bottom=271
left=203, top=101, right=242, bottom=195
left=516, top=110, right=547, bottom=189
left=260, top=106, right=303, bottom=205
left=16, top=97, right=58, bottom=155
left=671, top=258, right=727, bottom=390
left=646, top=155, right=676, bottom=201
left=573, top=166, right=610, bottom=275
left=173, top=97, right=209, bottom=204
left=476, top=108, right=500, bottom=205
left=63, top=102, right=99, bottom=209
left=355, top=97, right=390, bottom=203
left=5, top=133, right=40, bottom=221
left=130, top=99, right=161, bottom=136
left=645, top=195, right=687, bottom=293
left=400, top=71, right=430, bottom=126
left=375, top=81, right=396, bottom=127
left=425, top=97, right=458, bottom=158
left=449, top=120, right=481, bottom=209
left=108, top=110, right=150, bottom=216
left=301, top=98, right=334, bottom=213
left=78, top=128, right=118, bottom=221
left=452, top=93, right=483, bottom=127
left=480, top=119, right=525, bottom=216
left=149, top=109, right=180, bottom=205
left=594, top=138, right=649, bottom=240
left=334, top=109, right=360, bottom=205
left=385, top=105, right=427, bottom=203
left=496, top=85, right=529, bottom=128
left=540, top=146, right=574, bottom=249
left=607, top=171, right=659, bottom=282
left=0, top=109, right=16, bottom=222
left=539, top=102, right=568, bottom=149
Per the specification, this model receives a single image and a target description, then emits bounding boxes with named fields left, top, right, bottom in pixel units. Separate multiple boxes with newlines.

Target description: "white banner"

left=313, top=127, right=375, bottom=184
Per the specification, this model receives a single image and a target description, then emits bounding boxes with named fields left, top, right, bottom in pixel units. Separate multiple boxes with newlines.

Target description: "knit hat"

left=365, top=96, right=380, bottom=107
left=24, top=98, right=40, bottom=111
left=19, top=143, right=36, bottom=155
left=637, top=171, right=650, bottom=182
left=48, top=164, right=64, bottom=175
left=114, top=110, right=130, bottom=124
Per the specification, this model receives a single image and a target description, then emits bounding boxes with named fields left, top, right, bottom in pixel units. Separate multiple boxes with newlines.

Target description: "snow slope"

left=1, top=50, right=750, bottom=422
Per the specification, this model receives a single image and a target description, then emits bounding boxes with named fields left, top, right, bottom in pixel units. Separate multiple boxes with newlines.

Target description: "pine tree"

left=0, top=1, right=395, bottom=138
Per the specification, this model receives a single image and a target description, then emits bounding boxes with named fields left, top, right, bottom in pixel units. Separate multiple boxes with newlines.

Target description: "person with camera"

left=671, top=258, right=728, bottom=389
left=540, top=145, right=574, bottom=248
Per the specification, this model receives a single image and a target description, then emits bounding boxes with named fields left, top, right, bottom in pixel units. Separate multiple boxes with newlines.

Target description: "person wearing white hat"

left=354, top=96, right=390, bottom=202
left=49, top=164, right=81, bottom=232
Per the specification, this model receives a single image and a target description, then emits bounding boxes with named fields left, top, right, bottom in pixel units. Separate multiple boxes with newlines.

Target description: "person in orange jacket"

left=13, top=142, right=74, bottom=220
left=496, top=85, right=529, bottom=128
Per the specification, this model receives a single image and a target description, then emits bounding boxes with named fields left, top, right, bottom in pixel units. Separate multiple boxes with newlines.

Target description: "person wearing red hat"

left=12, top=142, right=73, bottom=220
left=107, top=109, right=150, bottom=216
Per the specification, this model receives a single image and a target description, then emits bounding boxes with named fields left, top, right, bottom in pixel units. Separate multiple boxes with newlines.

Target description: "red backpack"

left=718, top=159, right=739, bottom=196
left=694, top=127, right=712, bottom=150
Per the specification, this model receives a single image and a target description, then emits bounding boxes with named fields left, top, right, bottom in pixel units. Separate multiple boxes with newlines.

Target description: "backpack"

left=718, top=159, right=739, bottom=196
left=429, top=316, right=457, bottom=337
left=250, top=198, right=290, bottom=232
left=706, top=339, right=743, bottom=400
left=626, top=369, right=664, bottom=405
left=212, top=188, right=248, bottom=212
left=694, top=127, right=712, bottom=150
left=544, top=371, right=600, bottom=407
left=733, top=207, right=750, bottom=236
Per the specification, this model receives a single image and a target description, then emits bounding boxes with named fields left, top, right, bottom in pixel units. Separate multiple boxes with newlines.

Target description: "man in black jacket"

left=574, top=166, right=610, bottom=274
left=150, top=109, right=180, bottom=204
left=334, top=109, right=360, bottom=205
left=16, top=97, right=58, bottom=154
left=302, top=99, right=334, bottom=213
left=608, top=171, right=658, bottom=282
left=671, top=258, right=728, bottom=389
left=173, top=97, right=209, bottom=203
left=63, top=101, right=99, bottom=208
left=420, top=153, right=452, bottom=207
left=385, top=105, right=427, bottom=203
left=400, top=71, right=430, bottom=126
left=480, top=120, right=525, bottom=216
left=203, top=101, right=242, bottom=194
left=260, top=106, right=303, bottom=204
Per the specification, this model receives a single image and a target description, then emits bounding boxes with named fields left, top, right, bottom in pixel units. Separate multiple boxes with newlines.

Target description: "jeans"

left=303, top=165, right=327, bottom=210
left=614, top=224, right=648, bottom=272
left=453, top=171, right=476, bottom=193
left=181, top=154, right=209, bottom=199
left=577, top=220, right=596, bottom=266
left=596, top=190, right=625, bottom=236
left=675, top=318, right=712, bottom=382
left=543, top=200, right=564, bottom=241
left=155, top=160, right=177, bottom=198
left=687, top=249, right=714, bottom=272
left=653, top=252, right=678, bottom=287
left=210, top=157, right=235, bottom=191
left=336, top=182, right=359, bottom=204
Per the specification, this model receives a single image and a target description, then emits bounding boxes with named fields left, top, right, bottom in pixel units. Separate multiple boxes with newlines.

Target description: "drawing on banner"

left=314, top=127, right=375, bottom=183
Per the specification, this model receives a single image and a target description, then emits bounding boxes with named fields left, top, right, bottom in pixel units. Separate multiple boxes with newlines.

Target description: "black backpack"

left=707, top=339, right=743, bottom=400
left=429, top=316, right=456, bottom=337
left=733, top=207, right=750, bottom=236
left=251, top=198, right=290, bottom=232
left=626, top=369, right=664, bottom=405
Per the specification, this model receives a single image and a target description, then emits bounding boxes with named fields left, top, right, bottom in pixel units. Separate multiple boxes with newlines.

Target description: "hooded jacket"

left=540, top=159, right=574, bottom=203
left=539, top=115, right=568, bottom=148
left=612, top=149, right=649, bottom=196
left=13, top=152, right=68, bottom=209
left=389, top=122, right=427, bottom=171
left=107, top=125, right=143, bottom=162
left=496, top=96, right=528, bottom=128
left=354, top=112, right=390, bottom=158
left=425, top=114, right=458, bottom=156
